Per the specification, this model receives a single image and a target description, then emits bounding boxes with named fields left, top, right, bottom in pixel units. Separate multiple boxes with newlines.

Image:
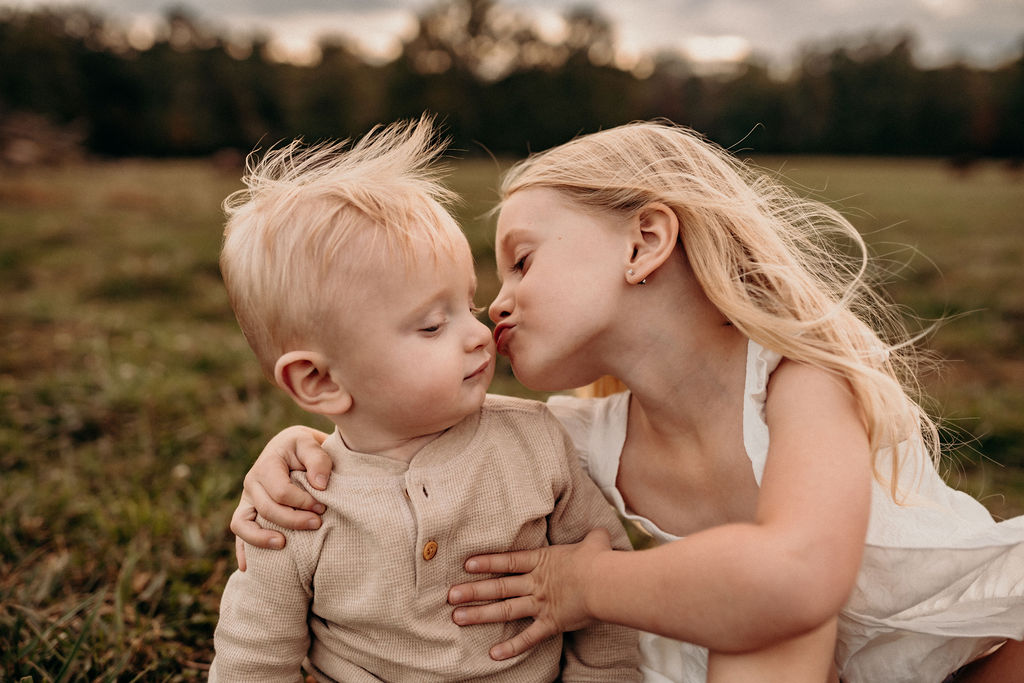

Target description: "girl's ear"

left=626, top=202, right=680, bottom=284
left=274, top=350, right=353, bottom=416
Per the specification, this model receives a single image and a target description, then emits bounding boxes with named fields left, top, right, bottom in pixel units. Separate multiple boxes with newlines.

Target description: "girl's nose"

left=489, top=286, right=511, bottom=323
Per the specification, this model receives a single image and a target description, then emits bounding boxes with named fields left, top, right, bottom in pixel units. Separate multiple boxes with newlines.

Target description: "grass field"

left=2, top=155, right=1022, bottom=679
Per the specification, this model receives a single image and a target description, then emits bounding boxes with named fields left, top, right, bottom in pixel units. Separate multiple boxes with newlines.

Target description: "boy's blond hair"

left=502, top=120, right=938, bottom=500
left=221, top=116, right=463, bottom=377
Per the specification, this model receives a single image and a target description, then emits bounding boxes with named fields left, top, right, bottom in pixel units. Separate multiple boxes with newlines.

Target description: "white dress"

left=547, top=339, right=1024, bottom=683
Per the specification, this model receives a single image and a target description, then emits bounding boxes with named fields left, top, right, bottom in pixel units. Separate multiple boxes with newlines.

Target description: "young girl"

left=232, top=121, right=1024, bottom=682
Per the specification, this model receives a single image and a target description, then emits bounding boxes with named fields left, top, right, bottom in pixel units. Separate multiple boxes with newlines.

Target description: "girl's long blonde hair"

left=501, top=120, right=938, bottom=497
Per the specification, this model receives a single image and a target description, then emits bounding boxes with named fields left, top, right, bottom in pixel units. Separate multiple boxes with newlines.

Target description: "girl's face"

left=489, top=188, right=630, bottom=391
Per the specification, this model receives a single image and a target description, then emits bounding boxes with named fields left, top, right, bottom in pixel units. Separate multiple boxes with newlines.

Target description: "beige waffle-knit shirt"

left=211, top=394, right=640, bottom=682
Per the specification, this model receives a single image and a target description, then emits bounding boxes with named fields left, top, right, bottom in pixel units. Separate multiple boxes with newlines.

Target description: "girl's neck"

left=601, top=247, right=748, bottom=448
left=605, top=261, right=749, bottom=442
left=628, top=326, right=746, bottom=438
left=614, top=320, right=756, bottom=535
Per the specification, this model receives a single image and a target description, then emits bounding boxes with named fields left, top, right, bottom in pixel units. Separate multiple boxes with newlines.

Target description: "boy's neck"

left=329, top=421, right=450, bottom=463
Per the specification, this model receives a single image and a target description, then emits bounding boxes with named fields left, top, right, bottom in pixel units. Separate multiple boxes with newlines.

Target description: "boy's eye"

left=512, top=254, right=529, bottom=272
left=420, top=325, right=440, bottom=333
left=471, top=305, right=484, bottom=316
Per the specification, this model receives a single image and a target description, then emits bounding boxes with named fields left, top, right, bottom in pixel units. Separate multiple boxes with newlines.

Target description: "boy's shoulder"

left=479, top=393, right=567, bottom=452
left=481, top=393, right=551, bottom=420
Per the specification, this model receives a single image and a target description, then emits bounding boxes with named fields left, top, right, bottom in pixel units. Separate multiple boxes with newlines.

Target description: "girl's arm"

left=231, top=426, right=332, bottom=569
left=449, top=362, right=873, bottom=656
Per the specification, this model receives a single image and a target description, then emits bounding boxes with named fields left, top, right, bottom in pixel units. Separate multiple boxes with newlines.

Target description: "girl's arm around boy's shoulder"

left=232, top=425, right=332, bottom=565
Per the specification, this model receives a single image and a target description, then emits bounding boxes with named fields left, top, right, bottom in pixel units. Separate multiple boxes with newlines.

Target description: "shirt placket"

left=404, top=471, right=448, bottom=592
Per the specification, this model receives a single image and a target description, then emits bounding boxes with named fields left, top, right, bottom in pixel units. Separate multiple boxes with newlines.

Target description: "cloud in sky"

left=4, top=0, right=1021, bottom=68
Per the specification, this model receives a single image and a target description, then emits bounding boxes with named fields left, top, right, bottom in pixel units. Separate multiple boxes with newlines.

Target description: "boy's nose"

left=469, top=317, right=493, bottom=350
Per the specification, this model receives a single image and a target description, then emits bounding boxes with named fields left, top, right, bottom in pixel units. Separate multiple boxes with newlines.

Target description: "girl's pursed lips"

left=493, top=322, right=513, bottom=353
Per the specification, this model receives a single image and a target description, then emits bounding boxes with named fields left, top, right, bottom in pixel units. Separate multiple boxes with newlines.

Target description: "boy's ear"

left=274, top=350, right=353, bottom=416
left=626, top=202, right=680, bottom=284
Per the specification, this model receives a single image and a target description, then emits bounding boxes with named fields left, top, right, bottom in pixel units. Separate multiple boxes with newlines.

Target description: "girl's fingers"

left=451, top=594, right=538, bottom=625
left=448, top=574, right=533, bottom=605
left=488, top=621, right=555, bottom=661
left=463, top=548, right=542, bottom=575
left=293, top=429, right=332, bottom=489
left=258, top=472, right=326, bottom=515
left=246, top=481, right=323, bottom=531
left=230, top=500, right=287, bottom=550
left=235, top=535, right=247, bottom=571
left=246, top=449, right=327, bottom=514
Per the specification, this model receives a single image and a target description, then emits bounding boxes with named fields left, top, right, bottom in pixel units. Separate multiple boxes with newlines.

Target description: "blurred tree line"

left=1, top=0, right=1022, bottom=159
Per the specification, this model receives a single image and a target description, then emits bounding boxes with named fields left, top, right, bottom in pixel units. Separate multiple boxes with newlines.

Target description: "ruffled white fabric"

left=547, top=339, right=1024, bottom=683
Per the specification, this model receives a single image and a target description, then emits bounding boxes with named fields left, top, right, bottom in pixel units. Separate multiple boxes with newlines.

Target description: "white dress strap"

left=741, top=340, right=782, bottom=485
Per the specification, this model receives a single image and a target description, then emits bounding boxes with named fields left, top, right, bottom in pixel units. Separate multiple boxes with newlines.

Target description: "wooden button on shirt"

left=422, top=540, right=438, bottom=561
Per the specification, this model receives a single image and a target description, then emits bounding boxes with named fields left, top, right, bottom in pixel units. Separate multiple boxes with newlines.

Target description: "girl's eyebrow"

left=496, top=227, right=530, bottom=252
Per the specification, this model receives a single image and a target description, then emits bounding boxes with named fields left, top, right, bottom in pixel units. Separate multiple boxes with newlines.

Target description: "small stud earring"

left=627, top=269, right=635, bottom=278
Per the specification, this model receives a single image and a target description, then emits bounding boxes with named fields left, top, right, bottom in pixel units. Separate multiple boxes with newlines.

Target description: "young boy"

left=209, top=118, right=640, bottom=682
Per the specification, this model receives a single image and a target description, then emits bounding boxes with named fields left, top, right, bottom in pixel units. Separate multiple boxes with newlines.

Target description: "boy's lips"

left=465, top=356, right=493, bottom=380
left=493, top=322, right=513, bottom=354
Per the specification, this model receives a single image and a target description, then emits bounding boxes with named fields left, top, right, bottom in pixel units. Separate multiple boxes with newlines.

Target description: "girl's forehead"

left=498, top=187, right=612, bottom=240
left=496, top=189, right=559, bottom=236
left=502, top=186, right=558, bottom=212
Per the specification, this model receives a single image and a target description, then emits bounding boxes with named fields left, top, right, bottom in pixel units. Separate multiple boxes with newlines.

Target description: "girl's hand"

left=447, top=528, right=612, bottom=660
left=230, top=425, right=332, bottom=569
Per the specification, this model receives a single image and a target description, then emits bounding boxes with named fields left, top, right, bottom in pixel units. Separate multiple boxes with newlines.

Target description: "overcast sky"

left=6, top=0, right=1023, bottom=69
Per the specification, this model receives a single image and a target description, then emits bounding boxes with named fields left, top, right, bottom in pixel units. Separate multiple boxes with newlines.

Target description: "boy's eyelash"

left=420, top=317, right=446, bottom=332
left=471, top=306, right=485, bottom=316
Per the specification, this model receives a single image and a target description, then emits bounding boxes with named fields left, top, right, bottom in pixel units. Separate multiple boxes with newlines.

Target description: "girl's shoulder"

left=764, top=359, right=861, bottom=424
left=545, top=392, right=630, bottom=483
left=546, top=392, right=629, bottom=442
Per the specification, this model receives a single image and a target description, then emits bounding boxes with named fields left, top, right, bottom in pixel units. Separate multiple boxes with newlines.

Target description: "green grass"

left=1, top=156, right=1022, bottom=679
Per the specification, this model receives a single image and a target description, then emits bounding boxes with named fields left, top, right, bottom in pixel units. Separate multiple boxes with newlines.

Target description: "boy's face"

left=328, top=239, right=495, bottom=442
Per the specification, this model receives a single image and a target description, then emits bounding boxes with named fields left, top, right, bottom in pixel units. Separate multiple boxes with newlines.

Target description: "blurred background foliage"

left=0, top=0, right=1022, bottom=161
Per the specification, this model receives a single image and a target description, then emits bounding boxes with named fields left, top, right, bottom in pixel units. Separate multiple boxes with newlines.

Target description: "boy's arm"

left=542, top=410, right=642, bottom=682
left=210, top=523, right=313, bottom=682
